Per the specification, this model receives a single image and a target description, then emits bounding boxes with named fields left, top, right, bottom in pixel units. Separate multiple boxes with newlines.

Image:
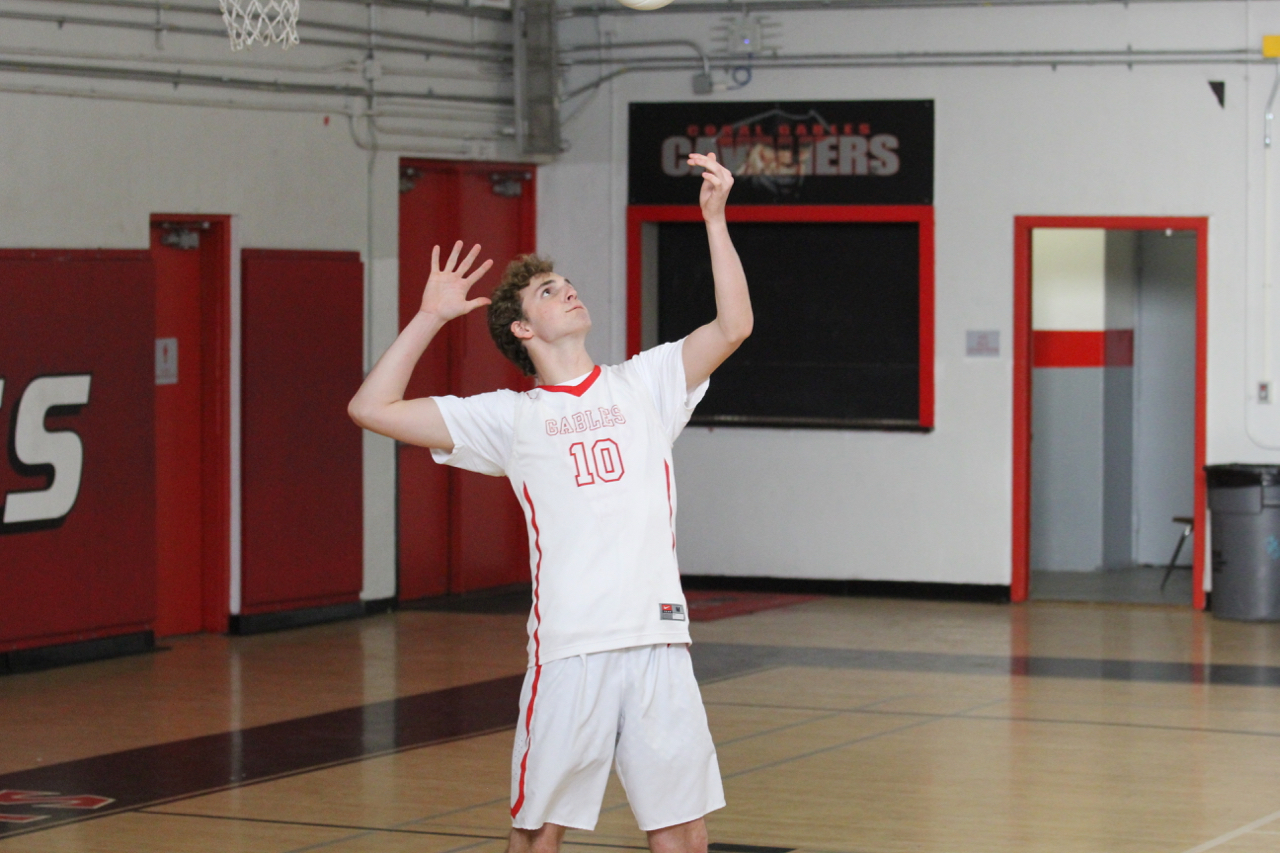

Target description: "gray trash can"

left=1207, top=464, right=1280, bottom=621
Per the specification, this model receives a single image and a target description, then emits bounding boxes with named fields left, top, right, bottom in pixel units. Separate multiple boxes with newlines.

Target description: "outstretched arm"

left=348, top=241, right=493, bottom=450
left=681, top=152, right=753, bottom=392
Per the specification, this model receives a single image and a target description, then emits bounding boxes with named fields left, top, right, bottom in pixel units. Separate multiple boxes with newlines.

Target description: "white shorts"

left=509, top=643, right=725, bottom=832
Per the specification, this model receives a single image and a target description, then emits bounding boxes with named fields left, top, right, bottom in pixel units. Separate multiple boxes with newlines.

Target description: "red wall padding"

left=241, top=250, right=364, bottom=614
left=0, top=250, right=156, bottom=652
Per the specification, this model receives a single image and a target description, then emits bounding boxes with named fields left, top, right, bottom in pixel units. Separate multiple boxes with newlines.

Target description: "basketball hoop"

left=219, top=0, right=300, bottom=50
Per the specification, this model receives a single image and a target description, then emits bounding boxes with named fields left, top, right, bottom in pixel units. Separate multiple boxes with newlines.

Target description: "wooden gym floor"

left=3, top=597, right=1280, bottom=853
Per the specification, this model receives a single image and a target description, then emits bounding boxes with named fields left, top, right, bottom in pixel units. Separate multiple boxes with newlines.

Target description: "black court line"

left=6, top=642, right=1280, bottom=838
left=141, top=809, right=796, bottom=853
left=704, top=700, right=1280, bottom=741
left=138, top=810, right=652, bottom=850
left=691, top=642, right=1280, bottom=687
left=0, top=674, right=523, bottom=840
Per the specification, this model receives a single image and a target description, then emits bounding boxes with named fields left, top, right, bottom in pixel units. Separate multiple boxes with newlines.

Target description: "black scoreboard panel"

left=656, top=221, right=924, bottom=429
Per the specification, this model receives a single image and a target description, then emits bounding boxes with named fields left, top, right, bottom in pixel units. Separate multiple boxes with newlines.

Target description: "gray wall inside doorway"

left=1030, top=230, right=1196, bottom=572
left=1132, top=231, right=1197, bottom=566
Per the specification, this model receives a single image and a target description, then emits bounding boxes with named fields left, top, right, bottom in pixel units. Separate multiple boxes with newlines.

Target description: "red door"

left=152, top=223, right=204, bottom=636
left=398, top=160, right=536, bottom=599
left=150, top=216, right=234, bottom=637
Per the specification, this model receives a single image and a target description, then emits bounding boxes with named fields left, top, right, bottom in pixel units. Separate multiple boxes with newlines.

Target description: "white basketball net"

left=219, top=0, right=300, bottom=50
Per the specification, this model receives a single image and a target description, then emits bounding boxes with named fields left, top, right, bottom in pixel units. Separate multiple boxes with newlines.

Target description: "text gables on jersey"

left=546, top=405, right=627, bottom=437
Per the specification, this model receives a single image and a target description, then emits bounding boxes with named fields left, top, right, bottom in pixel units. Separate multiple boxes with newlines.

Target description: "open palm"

left=421, top=240, right=494, bottom=321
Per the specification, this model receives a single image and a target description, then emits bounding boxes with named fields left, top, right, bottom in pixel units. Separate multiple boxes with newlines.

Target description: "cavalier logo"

left=0, top=374, right=92, bottom=533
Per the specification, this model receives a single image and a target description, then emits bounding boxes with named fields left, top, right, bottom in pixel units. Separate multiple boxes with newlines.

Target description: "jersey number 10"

left=569, top=439, right=625, bottom=487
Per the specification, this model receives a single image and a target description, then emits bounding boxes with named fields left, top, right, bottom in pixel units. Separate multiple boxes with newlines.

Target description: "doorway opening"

left=1012, top=217, right=1207, bottom=608
left=150, top=214, right=234, bottom=635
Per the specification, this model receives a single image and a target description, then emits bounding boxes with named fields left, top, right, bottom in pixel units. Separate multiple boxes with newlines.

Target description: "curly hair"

left=487, top=254, right=554, bottom=377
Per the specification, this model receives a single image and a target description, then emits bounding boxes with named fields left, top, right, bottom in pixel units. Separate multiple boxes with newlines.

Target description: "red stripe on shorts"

left=664, top=460, right=675, bottom=551
left=511, top=663, right=542, bottom=819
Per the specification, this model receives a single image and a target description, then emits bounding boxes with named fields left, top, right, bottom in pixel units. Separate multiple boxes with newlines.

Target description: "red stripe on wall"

left=1032, top=330, right=1134, bottom=368
left=1033, top=331, right=1103, bottom=367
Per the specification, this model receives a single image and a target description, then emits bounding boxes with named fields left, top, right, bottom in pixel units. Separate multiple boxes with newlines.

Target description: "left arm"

left=681, top=152, right=753, bottom=392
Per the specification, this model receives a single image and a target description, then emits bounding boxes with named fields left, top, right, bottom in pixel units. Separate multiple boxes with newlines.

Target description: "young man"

left=348, top=152, right=751, bottom=853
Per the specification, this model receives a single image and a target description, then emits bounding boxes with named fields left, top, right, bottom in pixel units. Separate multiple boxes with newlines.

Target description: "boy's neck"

left=531, top=341, right=596, bottom=387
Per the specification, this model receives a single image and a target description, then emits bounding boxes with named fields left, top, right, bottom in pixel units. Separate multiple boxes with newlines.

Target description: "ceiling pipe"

left=562, top=0, right=1239, bottom=16
left=0, top=56, right=513, bottom=104
left=562, top=47, right=1259, bottom=70
left=50, top=0, right=510, bottom=23
left=0, top=45, right=510, bottom=83
left=0, top=8, right=511, bottom=60
left=560, top=46, right=1262, bottom=98
left=562, top=39, right=710, bottom=76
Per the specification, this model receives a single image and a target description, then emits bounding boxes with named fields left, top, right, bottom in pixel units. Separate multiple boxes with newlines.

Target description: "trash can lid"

left=1205, top=464, right=1280, bottom=487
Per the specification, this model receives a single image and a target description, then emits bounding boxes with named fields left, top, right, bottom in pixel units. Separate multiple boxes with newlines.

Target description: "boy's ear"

left=511, top=319, right=534, bottom=342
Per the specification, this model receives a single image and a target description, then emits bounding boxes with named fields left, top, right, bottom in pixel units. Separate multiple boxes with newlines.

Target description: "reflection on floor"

left=1030, top=564, right=1193, bottom=604
left=8, top=596, right=1280, bottom=852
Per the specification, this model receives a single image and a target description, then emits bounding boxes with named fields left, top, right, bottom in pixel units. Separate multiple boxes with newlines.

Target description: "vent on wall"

left=514, top=0, right=561, bottom=156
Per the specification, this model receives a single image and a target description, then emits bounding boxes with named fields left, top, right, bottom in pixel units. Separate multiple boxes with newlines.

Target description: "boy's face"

left=515, top=272, right=592, bottom=344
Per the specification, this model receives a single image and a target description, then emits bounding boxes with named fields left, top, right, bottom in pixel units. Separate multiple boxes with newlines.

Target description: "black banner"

left=629, top=100, right=933, bottom=206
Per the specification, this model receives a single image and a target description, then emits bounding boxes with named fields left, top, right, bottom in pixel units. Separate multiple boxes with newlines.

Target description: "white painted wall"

left=9, top=1, right=1280, bottom=595
left=540, top=0, right=1280, bottom=586
left=1032, top=229, right=1106, bottom=331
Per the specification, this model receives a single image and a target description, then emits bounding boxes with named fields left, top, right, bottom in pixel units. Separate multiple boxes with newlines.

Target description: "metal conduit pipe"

left=562, top=47, right=1259, bottom=70
left=562, top=0, right=1237, bottom=16
left=1263, top=64, right=1280, bottom=394
left=562, top=39, right=711, bottom=76
left=381, top=65, right=511, bottom=81
left=0, top=82, right=497, bottom=129
left=373, top=96, right=512, bottom=114
left=52, top=0, right=510, bottom=24
left=563, top=66, right=631, bottom=101
left=0, top=57, right=513, bottom=105
left=369, top=117, right=508, bottom=137
left=373, top=105, right=514, bottom=120
left=560, top=47, right=1263, bottom=98
left=0, top=46, right=509, bottom=83
left=0, top=10, right=511, bottom=61
left=0, top=82, right=508, bottom=157
left=346, top=111, right=484, bottom=155
left=0, top=81, right=346, bottom=112
left=316, top=0, right=511, bottom=22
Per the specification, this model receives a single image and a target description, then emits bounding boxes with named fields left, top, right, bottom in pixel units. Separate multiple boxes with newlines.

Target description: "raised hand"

left=689, top=151, right=734, bottom=222
left=420, top=240, right=494, bottom=321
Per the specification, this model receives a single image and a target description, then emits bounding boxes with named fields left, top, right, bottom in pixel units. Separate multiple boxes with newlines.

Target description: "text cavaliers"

left=661, top=124, right=900, bottom=179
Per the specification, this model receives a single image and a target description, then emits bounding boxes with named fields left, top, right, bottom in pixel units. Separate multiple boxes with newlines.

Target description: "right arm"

left=348, top=241, right=492, bottom=450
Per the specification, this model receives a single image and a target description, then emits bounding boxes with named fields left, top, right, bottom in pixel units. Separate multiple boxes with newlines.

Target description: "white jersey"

left=431, top=339, right=707, bottom=667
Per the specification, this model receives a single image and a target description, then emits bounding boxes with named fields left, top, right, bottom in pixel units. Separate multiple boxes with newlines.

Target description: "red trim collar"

left=538, top=365, right=601, bottom=397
